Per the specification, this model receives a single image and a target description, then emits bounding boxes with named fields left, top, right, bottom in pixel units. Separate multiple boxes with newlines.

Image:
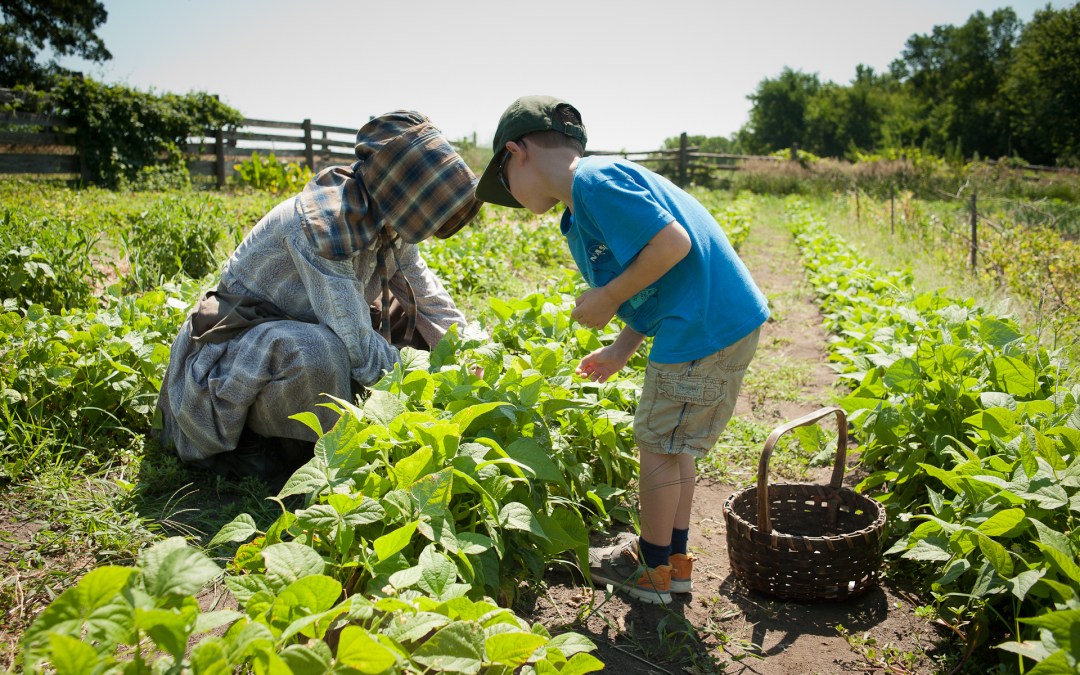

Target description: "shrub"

left=7, top=76, right=243, bottom=189
left=232, top=151, right=312, bottom=194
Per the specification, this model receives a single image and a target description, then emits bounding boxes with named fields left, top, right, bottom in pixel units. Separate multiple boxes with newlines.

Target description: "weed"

left=837, top=624, right=924, bottom=674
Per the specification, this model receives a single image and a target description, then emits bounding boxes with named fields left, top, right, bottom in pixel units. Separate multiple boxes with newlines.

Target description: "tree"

left=742, top=68, right=821, bottom=154
left=0, top=0, right=110, bottom=87
left=1003, top=3, right=1080, bottom=166
left=890, top=9, right=1021, bottom=159
left=803, top=65, right=892, bottom=158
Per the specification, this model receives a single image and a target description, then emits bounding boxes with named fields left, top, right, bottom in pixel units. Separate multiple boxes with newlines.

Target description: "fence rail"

left=0, top=99, right=358, bottom=184
left=0, top=90, right=783, bottom=186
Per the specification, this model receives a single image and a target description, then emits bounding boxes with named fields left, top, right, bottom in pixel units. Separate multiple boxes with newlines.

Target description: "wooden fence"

left=0, top=91, right=778, bottom=187
left=186, top=118, right=357, bottom=186
left=588, top=132, right=782, bottom=186
left=0, top=103, right=357, bottom=185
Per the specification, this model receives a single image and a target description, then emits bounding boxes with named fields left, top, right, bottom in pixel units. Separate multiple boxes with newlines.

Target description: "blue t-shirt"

left=560, top=156, right=769, bottom=363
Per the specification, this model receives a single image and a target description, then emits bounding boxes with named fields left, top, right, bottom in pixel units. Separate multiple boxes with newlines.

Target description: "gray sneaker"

left=588, top=535, right=672, bottom=605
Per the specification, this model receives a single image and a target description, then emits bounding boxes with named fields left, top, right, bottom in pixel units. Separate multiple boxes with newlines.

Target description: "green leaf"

left=272, top=575, right=342, bottom=627
left=934, top=559, right=970, bottom=587
left=561, top=652, right=605, bottom=674
left=1025, top=651, right=1075, bottom=675
left=48, top=633, right=104, bottom=675
left=288, top=411, right=324, bottom=437
left=417, top=545, right=457, bottom=599
left=451, top=401, right=515, bottom=435
left=411, top=621, right=485, bottom=673
left=410, top=467, right=454, bottom=511
left=902, top=537, right=953, bottom=562
left=975, top=508, right=1026, bottom=537
left=456, top=532, right=492, bottom=555
left=389, top=564, right=424, bottom=590
left=883, top=357, right=921, bottom=393
left=1007, top=569, right=1044, bottom=602
left=505, top=438, right=568, bottom=486
left=336, top=625, right=399, bottom=673
left=224, top=575, right=272, bottom=605
left=384, top=611, right=451, bottom=644
left=134, top=607, right=189, bottom=660
left=995, top=639, right=1052, bottom=663
left=485, top=631, right=547, bottom=666
left=964, top=407, right=1017, bottom=437
left=208, top=513, right=258, bottom=548
left=21, top=567, right=136, bottom=670
left=980, top=318, right=1022, bottom=348
left=918, top=463, right=961, bottom=493
left=278, top=462, right=331, bottom=499
left=1020, top=609, right=1080, bottom=652
left=295, top=504, right=342, bottom=533
left=498, top=502, right=549, bottom=540
left=363, top=389, right=408, bottom=426
left=393, top=445, right=434, bottom=489
left=139, top=537, right=221, bottom=597
left=1029, top=517, right=1073, bottom=556
left=546, top=631, right=596, bottom=657
left=278, top=641, right=333, bottom=675
left=1035, top=543, right=1080, bottom=584
left=193, top=609, right=244, bottom=635
left=375, top=521, right=420, bottom=561
left=974, top=532, right=1013, bottom=577
left=990, top=356, right=1036, bottom=397
left=261, top=542, right=326, bottom=591
left=190, top=638, right=230, bottom=674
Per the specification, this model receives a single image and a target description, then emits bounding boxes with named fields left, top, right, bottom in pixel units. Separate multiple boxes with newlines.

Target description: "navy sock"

left=638, top=537, right=671, bottom=568
left=671, top=528, right=689, bottom=556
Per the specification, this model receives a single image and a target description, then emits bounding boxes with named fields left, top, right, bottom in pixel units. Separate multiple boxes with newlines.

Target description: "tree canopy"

left=714, top=3, right=1080, bottom=167
left=0, top=0, right=110, bottom=87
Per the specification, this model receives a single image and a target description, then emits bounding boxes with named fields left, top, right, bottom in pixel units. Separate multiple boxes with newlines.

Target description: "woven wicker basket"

left=723, top=406, right=886, bottom=601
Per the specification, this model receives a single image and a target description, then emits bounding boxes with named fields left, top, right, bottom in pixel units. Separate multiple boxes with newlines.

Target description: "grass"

left=821, top=192, right=1078, bottom=357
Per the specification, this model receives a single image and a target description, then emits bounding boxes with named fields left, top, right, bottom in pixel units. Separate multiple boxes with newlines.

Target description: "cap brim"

left=474, top=150, right=523, bottom=208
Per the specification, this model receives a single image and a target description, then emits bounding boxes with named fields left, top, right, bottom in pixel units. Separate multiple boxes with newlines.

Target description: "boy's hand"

left=576, top=345, right=631, bottom=383
left=571, top=286, right=619, bottom=330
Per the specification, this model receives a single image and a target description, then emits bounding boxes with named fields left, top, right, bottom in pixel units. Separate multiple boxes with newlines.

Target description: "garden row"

left=20, top=286, right=641, bottom=672
left=785, top=199, right=1080, bottom=673
left=1, top=175, right=752, bottom=671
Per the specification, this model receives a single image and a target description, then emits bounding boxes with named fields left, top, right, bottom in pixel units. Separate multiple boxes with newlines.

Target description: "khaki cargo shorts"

left=634, top=326, right=761, bottom=458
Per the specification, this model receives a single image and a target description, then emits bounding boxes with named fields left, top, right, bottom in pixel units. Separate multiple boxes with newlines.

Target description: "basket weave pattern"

left=723, top=407, right=886, bottom=601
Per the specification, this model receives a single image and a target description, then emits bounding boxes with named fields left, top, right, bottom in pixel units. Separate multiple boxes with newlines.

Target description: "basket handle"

left=755, top=406, right=848, bottom=532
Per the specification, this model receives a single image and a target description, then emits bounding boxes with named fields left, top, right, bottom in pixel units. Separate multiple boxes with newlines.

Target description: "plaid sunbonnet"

left=297, top=111, right=481, bottom=342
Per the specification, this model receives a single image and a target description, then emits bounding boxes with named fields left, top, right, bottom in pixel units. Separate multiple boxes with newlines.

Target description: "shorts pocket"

left=636, top=361, right=729, bottom=454
left=657, top=372, right=726, bottom=405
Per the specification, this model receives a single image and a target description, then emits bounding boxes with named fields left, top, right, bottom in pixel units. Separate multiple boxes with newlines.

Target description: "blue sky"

left=57, top=0, right=1069, bottom=152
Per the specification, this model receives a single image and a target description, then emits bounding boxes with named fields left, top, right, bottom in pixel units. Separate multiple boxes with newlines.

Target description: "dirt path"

left=519, top=205, right=948, bottom=673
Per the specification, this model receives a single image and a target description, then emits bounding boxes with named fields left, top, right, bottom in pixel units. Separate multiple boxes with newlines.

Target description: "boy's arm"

left=571, top=220, right=692, bottom=330
left=576, top=325, right=646, bottom=382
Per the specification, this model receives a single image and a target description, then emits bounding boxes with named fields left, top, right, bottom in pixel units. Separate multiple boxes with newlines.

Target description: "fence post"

left=854, top=185, right=860, bottom=223
left=678, top=132, right=688, bottom=187
left=890, top=184, right=895, bottom=235
left=302, top=118, right=314, bottom=170
left=970, top=190, right=978, bottom=273
left=215, top=128, right=226, bottom=188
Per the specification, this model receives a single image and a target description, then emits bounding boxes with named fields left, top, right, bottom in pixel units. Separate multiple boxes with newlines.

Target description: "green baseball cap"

left=474, top=95, right=587, bottom=207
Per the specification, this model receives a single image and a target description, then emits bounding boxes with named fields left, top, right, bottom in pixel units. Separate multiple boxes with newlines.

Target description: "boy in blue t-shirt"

left=475, top=95, right=769, bottom=605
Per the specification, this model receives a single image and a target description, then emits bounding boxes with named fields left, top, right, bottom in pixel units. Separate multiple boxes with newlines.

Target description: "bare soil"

left=512, top=211, right=953, bottom=673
